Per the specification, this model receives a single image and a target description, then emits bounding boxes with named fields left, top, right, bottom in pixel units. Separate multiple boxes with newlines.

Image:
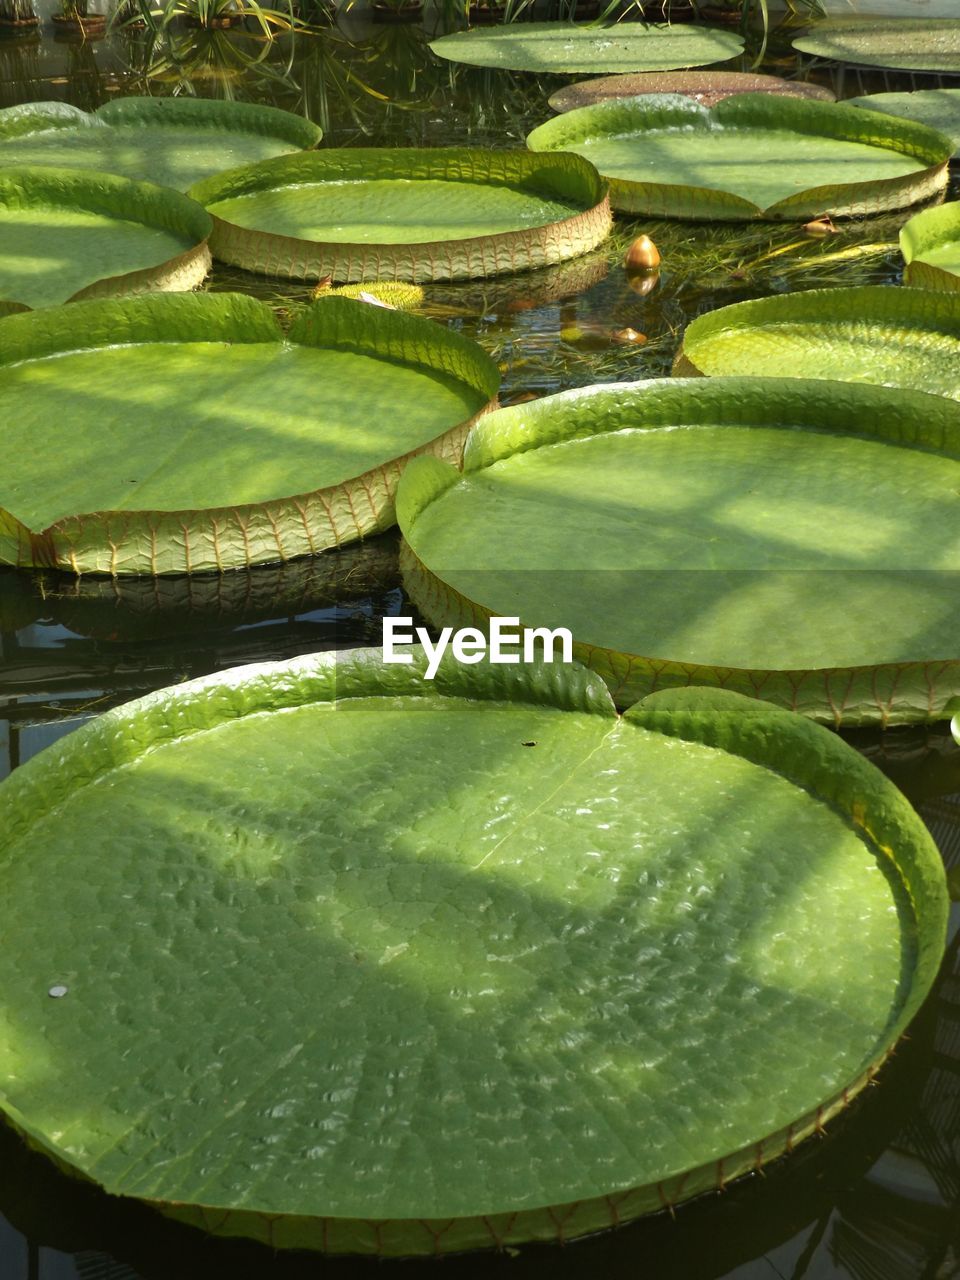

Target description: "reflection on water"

left=0, top=538, right=402, bottom=778
left=1, top=12, right=960, bottom=1279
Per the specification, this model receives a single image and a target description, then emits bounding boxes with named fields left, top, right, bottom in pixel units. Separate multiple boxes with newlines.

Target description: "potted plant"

left=0, top=0, right=40, bottom=32
left=468, top=0, right=507, bottom=25
left=371, top=0, right=424, bottom=25
left=52, top=0, right=107, bottom=35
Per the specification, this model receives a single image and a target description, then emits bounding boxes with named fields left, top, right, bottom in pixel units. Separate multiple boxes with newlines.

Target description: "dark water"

left=1, top=11, right=960, bottom=1278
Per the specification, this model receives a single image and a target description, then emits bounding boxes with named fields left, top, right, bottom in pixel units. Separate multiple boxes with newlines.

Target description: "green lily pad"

left=849, top=91, right=960, bottom=156
left=398, top=377, right=960, bottom=726
left=0, top=166, right=212, bottom=312
left=0, top=98, right=321, bottom=193
left=0, top=648, right=946, bottom=1254
left=673, top=285, right=960, bottom=399
left=0, top=293, right=498, bottom=576
left=189, top=149, right=612, bottom=283
left=794, top=18, right=960, bottom=74
left=429, top=21, right=744, bottom=74
left=526, top=93, right=950, bottom=220
left=900, top=202, right=960, bottom=292
left=548, top=70, right=836, bottom=114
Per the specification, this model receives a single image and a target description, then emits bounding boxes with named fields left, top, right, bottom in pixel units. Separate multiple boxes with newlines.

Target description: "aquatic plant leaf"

left=429, top=21, right=744, bottom=73
left=0, top=648, right=946, bottom=1253
left=527, top=93, right=951, bottom=219
left=673, top=285, right=960, bottom=398
left=794, top=18, right=960, bottom=74
left=900, top=202, right=960, bottom=292
left=0, top=101, right=91, bottom=140
left=849, top=90, right=960, bottom=155
left=323, top=281, right=425, bottom=309
left=548, top=69, right=835, bottom=114
left=0, top=166, right=212, bottom=310
left=0, top=292, right=498, bottom=575
left=398, top=377, right=960, bottom=725
left=189, top=149, right=611, bottom=282
left=0, top=97, right=321, bottom=192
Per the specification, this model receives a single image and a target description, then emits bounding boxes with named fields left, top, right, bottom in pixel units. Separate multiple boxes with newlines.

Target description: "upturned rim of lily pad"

left=188, top=148, right=612, bottom=283
left=0, top=97, right=322, bottom=150
left=848, top=90, right=960, bottom=157
left=900, top=202, right=960, bottom=292
left=0, top=292, right=499, bottom=576
left=0, top=645, right=948, bottom=1253
left=397, top=376, right=960, bottom=726
left=0, top=165, right=212, bottom=312
left=526, top=92, right=953, bottom=220
left=0, top=98, right=322, bottom=189
left=672, top=283, right=960, bottom=397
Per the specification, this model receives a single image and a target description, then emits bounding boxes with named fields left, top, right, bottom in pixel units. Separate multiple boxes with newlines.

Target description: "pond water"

left=1, top=10, right=959, bottom=1278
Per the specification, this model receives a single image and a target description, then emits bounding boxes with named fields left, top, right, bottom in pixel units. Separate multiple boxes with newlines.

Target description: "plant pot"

left=180, top=9, right=245, bottom=24
left=0, top=12, right=41, bottom=28
left=51, top=10, right=107, bottom=31
left=371, top=0, right=422, bottom=21
left=696, top=4, right=747, bottom=22
left=651, top=2, right=742, bottom=22
left=469, top=3, right=506, bottom=23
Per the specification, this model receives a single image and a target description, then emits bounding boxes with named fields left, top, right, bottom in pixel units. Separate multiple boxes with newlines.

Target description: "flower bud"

left=624, top=235, right=661, bottom=272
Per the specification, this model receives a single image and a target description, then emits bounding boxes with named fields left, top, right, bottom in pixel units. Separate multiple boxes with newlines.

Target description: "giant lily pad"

left=526, top=94, right=951, bottom=219
left=548, top=70, right=835, bottom=114
left=673, top=285, right=960, bottom=398
left=794, top=18, right=960, bottom=74
left=0, top=293, right=498, bottom=576
left=0, top=166, right=212, bottom=312
left=188, top=149, right=612, bottom=283
left=0, top=98, right=321, bottom=193
left=398, top=378, right=960, bottom=726
left=849, top=91, right=960, bottom=156
left=900, top=202, right=960, bottom=292
left=428, top=21, right=744, bottom=74
left=0, top=647, right=947, bottom=1254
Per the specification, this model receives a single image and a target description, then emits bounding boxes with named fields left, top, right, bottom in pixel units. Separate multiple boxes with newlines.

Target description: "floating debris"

left=804, top=215, right=840, bottom=237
